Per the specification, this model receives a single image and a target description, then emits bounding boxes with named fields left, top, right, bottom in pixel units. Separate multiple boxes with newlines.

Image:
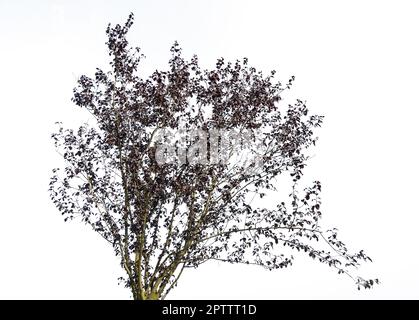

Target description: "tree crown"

left=49, top=13, right=377, bottom=299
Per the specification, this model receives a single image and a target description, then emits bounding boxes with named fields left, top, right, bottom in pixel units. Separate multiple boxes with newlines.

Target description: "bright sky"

left=1, top=0, right=418, bottom=299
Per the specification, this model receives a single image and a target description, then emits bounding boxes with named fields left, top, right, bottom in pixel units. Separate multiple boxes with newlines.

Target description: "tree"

left=49, top=14, right=378, bottom=300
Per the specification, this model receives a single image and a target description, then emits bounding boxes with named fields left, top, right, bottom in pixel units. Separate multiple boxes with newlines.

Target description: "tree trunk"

left=133, top=288, right=160, bottom=300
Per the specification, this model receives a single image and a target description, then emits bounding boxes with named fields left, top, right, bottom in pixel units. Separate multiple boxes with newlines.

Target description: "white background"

left=0, top=0, right=418, bottom=299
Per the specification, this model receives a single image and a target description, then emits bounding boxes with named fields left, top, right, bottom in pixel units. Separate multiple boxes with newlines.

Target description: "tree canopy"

left=49, top=13, right=377, bottom=300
